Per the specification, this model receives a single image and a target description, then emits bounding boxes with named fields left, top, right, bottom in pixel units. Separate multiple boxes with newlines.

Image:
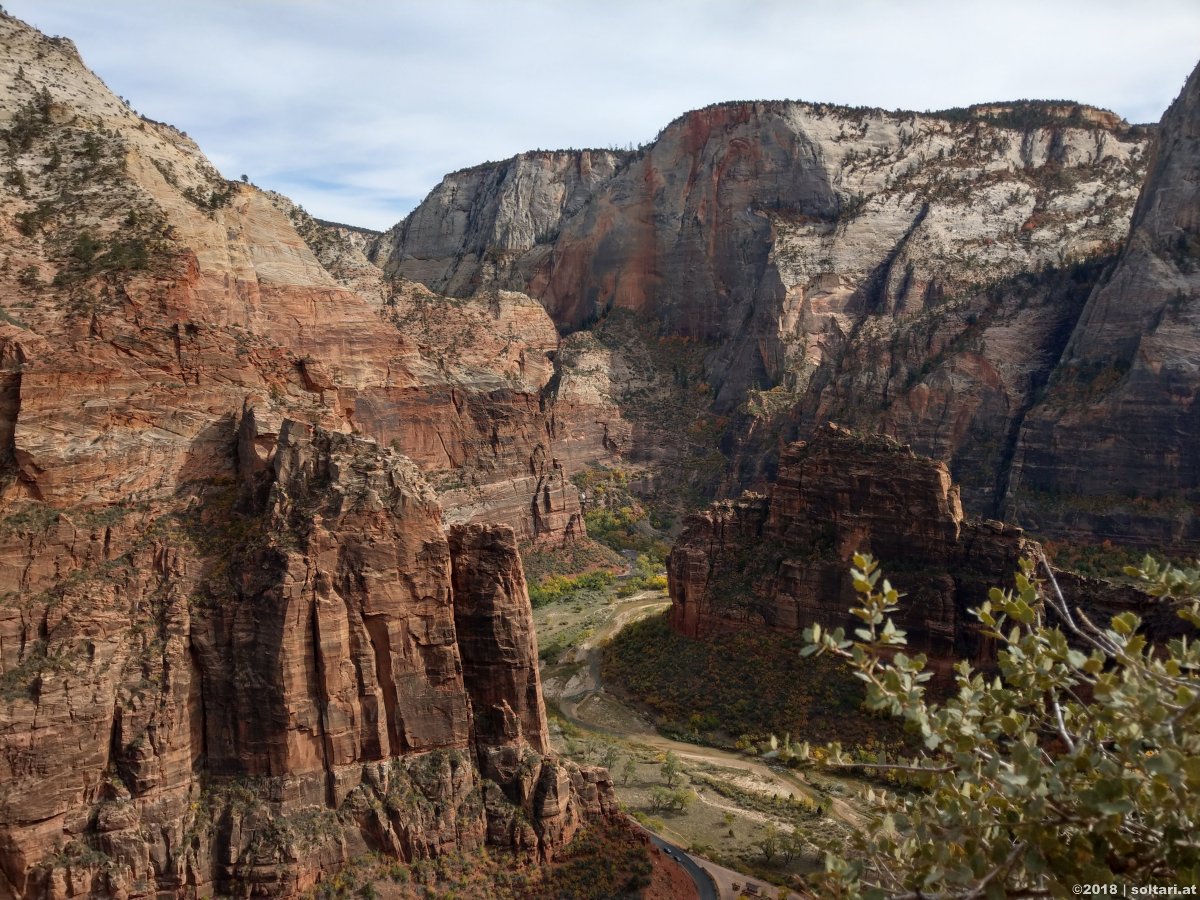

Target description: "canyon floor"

left=537, top=586, right=869, bottom=895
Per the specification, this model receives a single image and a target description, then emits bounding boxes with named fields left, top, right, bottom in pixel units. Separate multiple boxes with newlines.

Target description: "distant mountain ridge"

left=376, top=68, right=1199, bottom=547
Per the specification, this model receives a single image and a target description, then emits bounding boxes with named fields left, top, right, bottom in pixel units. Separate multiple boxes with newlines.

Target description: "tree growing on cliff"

left=799, top=553, right=1200, bottom=898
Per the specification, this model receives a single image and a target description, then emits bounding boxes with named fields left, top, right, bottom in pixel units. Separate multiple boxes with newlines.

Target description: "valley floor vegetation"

left=600, top=612, right=912, bottom=755
left=323, top=818, right=654, bottom=899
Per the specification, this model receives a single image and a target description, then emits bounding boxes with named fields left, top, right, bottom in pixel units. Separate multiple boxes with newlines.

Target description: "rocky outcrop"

left=0, top=13, right=615, bottom=897
left=449, top=523, right=549, bottom=754
left=372, top=150, right=629, bottom=297
left=668, top=423, right=1185, bottom=677
left=668, top=424, right=1031, bottom=667
left=1005, top=60, right=1200, bottom=546
left=0, top=417, right=614, bottom=897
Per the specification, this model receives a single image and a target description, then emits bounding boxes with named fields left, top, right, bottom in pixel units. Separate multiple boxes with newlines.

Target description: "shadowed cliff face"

left=1005, top=61, right=1200, bottom=546
left=378, top=98, right=1149, bottom=410
left=667, top=424, right=1031, bottom=669
left=373, top=81, right=1200, bottom=547
left=666, top=424, right=1184, bottom=685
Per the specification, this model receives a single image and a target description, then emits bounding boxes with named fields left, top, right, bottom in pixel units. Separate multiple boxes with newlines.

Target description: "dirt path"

left=541, top=592, right=868, bottom=831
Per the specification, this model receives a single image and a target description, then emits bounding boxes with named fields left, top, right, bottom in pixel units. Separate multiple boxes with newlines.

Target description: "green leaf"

left=1111, top=611, right=1139, bottom=636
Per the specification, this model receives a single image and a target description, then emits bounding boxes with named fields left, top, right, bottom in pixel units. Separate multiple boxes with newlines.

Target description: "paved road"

left=645, top=830, right=719, bottom=900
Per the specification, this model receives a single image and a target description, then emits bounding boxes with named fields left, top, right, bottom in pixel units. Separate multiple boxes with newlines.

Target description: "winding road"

left=642, top=828, right=719, bottom=900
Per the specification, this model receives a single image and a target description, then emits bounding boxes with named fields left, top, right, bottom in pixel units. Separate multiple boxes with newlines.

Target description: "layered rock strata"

left=1004, top=60, right=1200, bottom=545
left=0, top=417, right=614, bottom=898
left=0, top=12, right=587, bottom=545
left=0, top=13, right=616, bottom=898
left=668, top=424, right=1032, bottom=666
left=379, top=67, right=1200, bottom=547
left=378, top=97, right=1149, bottom=410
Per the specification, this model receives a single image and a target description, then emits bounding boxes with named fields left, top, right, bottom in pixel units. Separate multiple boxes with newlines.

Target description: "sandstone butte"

left=667, top=423, right=1181, bottom=676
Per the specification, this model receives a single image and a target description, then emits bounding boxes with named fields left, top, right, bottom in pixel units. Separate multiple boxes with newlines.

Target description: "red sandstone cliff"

left=0, top=13, right=615, bottom=897
left=668, top=424, right=1031, bottom=666
left=0, top=415, right=615, bottom=898
left=668, top=424, right=1181, bottom=670
left=0, top=12, right=588, bottom=546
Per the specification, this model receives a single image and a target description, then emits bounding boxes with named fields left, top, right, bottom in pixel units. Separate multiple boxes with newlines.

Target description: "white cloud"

left=6, top=0, right=1198, bottom=229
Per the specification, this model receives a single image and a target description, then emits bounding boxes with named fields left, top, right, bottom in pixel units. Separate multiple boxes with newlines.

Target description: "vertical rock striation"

left=1006, top=60, right=1200, bottom=546
left=0, top=11, right=591, bottom=546
left=0, top=416, right=614, bottom=897
left=378, top=86, right=1200, bottom=544
left=373, top=150, right=629, bottom=297
left=380, top=99, right=1148, bottom=410
left=668, top=424, right=1031, bottom=667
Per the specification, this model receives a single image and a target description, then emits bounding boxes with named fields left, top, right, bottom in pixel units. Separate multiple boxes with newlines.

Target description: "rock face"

left=379, top=98, right=1148, bottom=408
left=373, top=150, right=629, bottom=297
left=0, top=12, right=588, bottom=546
left=0, top=13, right=615, bottom=898
left=668, top=423, right=1184, bottom=673
left=449, top=523, right=549, bottom=754
left=1005, top=61, right=1200, bottom=546
left=0, top=417, right=615, bottom=898
left=379, top=79, right=1200, bottom=547
left=668, top=424, right=1031, bottom=666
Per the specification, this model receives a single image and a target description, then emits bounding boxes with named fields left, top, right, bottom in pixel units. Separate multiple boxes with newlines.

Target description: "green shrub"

left=528, top=569, right=615, bottom=607
left=799, top=553, right=1200, bottom=897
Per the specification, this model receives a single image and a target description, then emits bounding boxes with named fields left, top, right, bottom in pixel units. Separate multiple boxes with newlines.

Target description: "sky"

left=6, top=1, right=1199, bottom=231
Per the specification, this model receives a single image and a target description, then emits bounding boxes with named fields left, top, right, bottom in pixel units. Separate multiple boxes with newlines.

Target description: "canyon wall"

left=0, top=13, right=615, bottom=898
left=378, top=97, right=1149, bottom=406
left=0, top=11, right=589, bottom=546
left=0, top=414, right=615, bottom=898
left=380, top=70, right=1200, bottom=547
left=1004, top=60, right=1200, bottom=546
left=667, top=423, right=1183, bottom=678
left=374, top=150, right=629, bottom=297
